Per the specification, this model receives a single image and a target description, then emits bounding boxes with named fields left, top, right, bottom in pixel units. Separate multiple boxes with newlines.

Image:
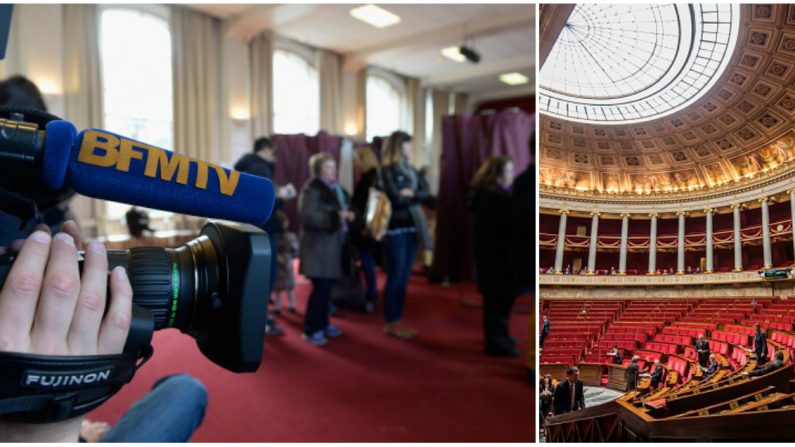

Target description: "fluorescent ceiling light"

left=350, top=4, right=401, bottom=28
left=499, top=72, right=529, bottom=86
left=441, top=46, right=466, bottom=63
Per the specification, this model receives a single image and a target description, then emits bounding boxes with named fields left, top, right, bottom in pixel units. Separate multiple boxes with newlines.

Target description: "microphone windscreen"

left=42, top=120, right=78, bottom=190
left=67, top=129, right=275, bottom=226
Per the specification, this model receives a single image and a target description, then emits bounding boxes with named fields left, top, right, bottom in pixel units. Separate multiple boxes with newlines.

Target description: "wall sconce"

left=230, top=107, right=250, bottom=125
left=344, top=122, right=358, bottom=136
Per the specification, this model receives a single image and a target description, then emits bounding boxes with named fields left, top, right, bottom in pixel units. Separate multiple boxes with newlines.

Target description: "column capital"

left=730, top=203, right=743, bottom=210
left=590, top=211, right=601, bottom=217
left=676, top=211, right=688, bottom=217
left=758, top=197, right=770, bottom=204
left=703, top=208, right=714, bottom=214
left=649, top=213, right=659, bottom=219
left=620, top=213, right=631, bottom=219
left=787, top=189, right=795, bottom=195
left=559, top=209, right=570, bottom=215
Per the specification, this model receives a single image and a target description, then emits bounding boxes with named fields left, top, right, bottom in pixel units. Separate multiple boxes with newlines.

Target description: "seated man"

left=700, top=354, right=720, bottom=378
left=743, top=350, right=785, bottom=378
left=607, top=345, right=623, bottom=365
left=639, top=359, right=664, bottom=389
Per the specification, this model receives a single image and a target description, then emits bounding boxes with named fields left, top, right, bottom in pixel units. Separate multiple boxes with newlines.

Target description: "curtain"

left=63, top=4, right=104, bottom=237
left=355, top=67, right=367, bottom=140
left=431, top=110, right=535, bottom=282
left=271, top=133, right=343, bottom=233
left=428, top=90, right=450, bottom=194
left=250, top=31, right=273, bottom=139
left=406, top=77, right=426, bottom=169
left=453, top=92, right=469, bottom=114
left=171, top=7, right=223, bottom=164
left=317, top=49, right=342, bottom=134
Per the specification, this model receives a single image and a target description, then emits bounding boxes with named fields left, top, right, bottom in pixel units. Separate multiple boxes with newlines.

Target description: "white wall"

left=0, top=4, right=65, bottom=116
left=221, top=32, right=252, bottom=167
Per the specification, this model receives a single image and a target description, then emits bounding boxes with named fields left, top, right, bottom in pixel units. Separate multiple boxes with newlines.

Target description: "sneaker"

left=325, top=325, right=343, bottom=338
left=302, top=331, right=328, bottom=346
left=265, top=323, right=285, bottom=336
left=384, top=323, right=416, bottom=340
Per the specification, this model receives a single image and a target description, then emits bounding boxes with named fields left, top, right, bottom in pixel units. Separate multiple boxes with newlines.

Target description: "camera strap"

left=0, top=345, right=152, bottom=423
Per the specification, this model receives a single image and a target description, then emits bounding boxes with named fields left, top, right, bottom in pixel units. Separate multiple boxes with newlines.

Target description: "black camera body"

left=0, top=106, right=272, bottom=374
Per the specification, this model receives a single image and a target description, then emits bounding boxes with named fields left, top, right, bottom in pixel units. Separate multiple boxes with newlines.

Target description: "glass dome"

left=539, top=4, right=740, bottom=124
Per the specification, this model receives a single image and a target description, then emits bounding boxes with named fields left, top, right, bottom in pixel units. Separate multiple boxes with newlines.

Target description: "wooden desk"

left=577, top=363, right=604, bottom=387
left=608, top=364, right=628, bottom=391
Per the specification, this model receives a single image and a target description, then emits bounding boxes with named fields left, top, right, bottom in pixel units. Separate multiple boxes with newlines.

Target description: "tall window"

left=366, top=74, right=404, bottom=141
left=272, top=49, right=319, bottom=134
left=100, top=8, right=173, bottom=224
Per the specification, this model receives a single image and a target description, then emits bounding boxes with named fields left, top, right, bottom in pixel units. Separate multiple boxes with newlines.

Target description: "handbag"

left=365, top=168, right=391, bottom=241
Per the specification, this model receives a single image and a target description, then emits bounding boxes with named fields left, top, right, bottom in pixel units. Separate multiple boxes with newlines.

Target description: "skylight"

left=539, top=4, right=739, bottom=124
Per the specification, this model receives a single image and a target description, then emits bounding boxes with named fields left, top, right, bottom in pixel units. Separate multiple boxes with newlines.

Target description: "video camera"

left=0, top=5, right=274, bottom=423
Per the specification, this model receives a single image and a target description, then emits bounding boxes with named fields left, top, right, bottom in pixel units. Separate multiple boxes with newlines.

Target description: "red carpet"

left=89, top=271, right=533, bottom=442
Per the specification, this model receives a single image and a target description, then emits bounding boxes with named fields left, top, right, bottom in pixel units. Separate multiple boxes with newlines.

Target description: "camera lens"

left=106, top=233, right=218, bottom=335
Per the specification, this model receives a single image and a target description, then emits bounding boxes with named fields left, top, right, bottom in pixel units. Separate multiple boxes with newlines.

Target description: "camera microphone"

left=6, top=115, right=275, bottom=226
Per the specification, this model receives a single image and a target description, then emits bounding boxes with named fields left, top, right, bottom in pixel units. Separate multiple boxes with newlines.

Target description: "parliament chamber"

left=539, top=3, right=795, bottom=442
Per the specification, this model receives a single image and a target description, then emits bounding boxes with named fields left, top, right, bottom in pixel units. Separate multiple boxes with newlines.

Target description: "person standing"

left=469, top=156, right=518, bottom=356
left=298, top=153, right=354, bottom=346
left=553, top=367, right=585, bottom=415
left=350, top=146, right=382, bottom=312
left=541, top=315, right=550, bottom=348
left=753, top=323, right=769, bottom=366
left=625, top=356, right=640, bottom=391
left=234, top=137, right=296, bottom=336
left=380, top=131, right=435, bottom=339
left=695, top=334, right=711, bottom=368
left=539, top=374, right=555, bottom=428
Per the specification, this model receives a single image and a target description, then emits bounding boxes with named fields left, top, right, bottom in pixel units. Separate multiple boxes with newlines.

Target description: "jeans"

left=357, top=248, right=377, bottom=297
left=383, top=232, right=417, bottom=324
left=304, top=278, right=335, bottom=335
left=101, top=374, right=208, bottom=442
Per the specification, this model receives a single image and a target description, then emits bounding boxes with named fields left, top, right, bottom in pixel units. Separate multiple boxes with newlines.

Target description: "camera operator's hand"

left=0, top=228, right=132, bottom=442
left=277, top=183, right=297, bottom=200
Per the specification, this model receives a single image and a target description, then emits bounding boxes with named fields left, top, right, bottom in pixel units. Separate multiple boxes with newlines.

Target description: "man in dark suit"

left=541, top=316, right=550, bottom=348
left=701, top=354, right=720, bottom=378
left=745, top=350, right=785, bottom=378
left=608, top=345, right=623, bottom=365
left=753, top=323, right=768, bottom=366
left=553, top=367, right=585, bottom=415
left=648, top=359, right=664, bottom=388
left=625, top=355, right=640, bottom=391
left=695, top=334, right=711, bottom=368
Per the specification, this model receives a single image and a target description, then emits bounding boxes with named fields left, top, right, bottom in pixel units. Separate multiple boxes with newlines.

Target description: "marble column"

left=648, top=213, right=658, bottom=274
left=676, top=211, right=686, bottom=274
left=732, top=203, right=743, bottom=272
left=619, top=213, right=629, bottom=275
left=554, top=210, right=569, bottom=274
left=761, top=198, right=772, bottom=269
left=587, top=212, right=600, bottom=274
left=705, top=209, right=714, bottom=273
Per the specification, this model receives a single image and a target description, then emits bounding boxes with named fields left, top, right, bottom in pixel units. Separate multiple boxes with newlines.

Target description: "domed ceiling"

left=539, top=4, right=795, bottom=197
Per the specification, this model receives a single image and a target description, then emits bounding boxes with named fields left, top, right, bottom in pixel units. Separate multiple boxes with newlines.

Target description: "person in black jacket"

left=648, top=359, right=664, bottom=388
left=753, top=323, right=769, bottom=366
left=541, top=315, right=550, bottom=348
left=469, top=155, right=518, bottom=356
left=297, top=153, right=355, bottom=346
left=553, top=367, right=585, bottom=415
left=625, top=356, right=640, bottom=391
left=233, top=137, right=296, bottom=336
left=380, top=131, right=435, bottom=339
left=539, top=374, right=555, bottom=426
left=350, top=147, right=381, bottom=312
left=701, top=354, right=720, bottom=378
left=695, top=334, right=711, bottom=368
left=745, top=350, right=785, bottom=378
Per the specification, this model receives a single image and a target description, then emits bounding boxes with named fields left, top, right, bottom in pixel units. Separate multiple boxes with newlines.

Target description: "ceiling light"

left=499, top=72, right=529, bottom=86
left=441, top=46, right=466, bottom=63
left=350, top=5, right=401, bottom=29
